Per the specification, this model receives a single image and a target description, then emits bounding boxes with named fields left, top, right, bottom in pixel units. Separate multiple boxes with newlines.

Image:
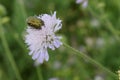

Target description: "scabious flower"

left=76, top=0, right=88, bottom=8
left=25, top=12, right=62, bottom=65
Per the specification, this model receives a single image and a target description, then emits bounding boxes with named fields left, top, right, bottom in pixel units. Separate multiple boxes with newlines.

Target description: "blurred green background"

left=0, top=0, right=120, bottom=80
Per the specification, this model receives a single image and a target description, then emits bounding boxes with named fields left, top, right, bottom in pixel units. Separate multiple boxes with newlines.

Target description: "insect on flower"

left=26, top=16, right=44, bottom=29
left=25, top=12, right=62, bottom=65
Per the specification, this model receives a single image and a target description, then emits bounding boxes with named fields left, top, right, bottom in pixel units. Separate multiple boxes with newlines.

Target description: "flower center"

left=45, top=35, right=54, bottom=44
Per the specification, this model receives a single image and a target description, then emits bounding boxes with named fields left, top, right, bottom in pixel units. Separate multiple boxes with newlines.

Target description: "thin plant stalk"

left=63, top=42, right=117, bottom=79
left=36, top=66, right=43, bottom=80
left=0, top=24, right=22, bottom=80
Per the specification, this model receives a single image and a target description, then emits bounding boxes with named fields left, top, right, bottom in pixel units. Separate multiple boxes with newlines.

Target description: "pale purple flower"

left=25, top=12, right=62, bottom=65
left=76, top=0, right=88, bottom=8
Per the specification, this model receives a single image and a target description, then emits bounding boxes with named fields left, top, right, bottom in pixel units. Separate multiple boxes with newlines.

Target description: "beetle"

left=26, top=16, right=44, bottom=29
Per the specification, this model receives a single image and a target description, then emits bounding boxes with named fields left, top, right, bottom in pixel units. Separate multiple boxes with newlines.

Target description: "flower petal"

left=44, top=50, right=49, bottom=61
left=54, top=40, right=62, bottom=48
left=32, top=50, right=40, bottom=60
left=82, top=0, right=88, bottom=8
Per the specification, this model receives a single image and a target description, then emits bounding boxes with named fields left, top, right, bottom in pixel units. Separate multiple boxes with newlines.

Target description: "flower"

left=76, top=0, right=88, bottom=8
left=25, top=12, right=62, bottom=65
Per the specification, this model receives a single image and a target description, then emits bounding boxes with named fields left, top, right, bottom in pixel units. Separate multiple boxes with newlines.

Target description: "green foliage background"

left=0, top=0, right=120, bottom=80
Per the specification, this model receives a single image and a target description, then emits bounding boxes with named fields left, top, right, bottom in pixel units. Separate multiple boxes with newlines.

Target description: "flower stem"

left=0, top=24, right=22, bottom=80
left=63, top=42, right=117, bottom=78
left=36, top=66, right=43, bottom=80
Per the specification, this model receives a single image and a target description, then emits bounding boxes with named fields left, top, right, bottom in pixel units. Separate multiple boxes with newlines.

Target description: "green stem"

left=105, top=20, right=120, bottom=40
left=36, top=66, right=43, bottom=80
left=63, top=43, right=117, bottom=78
left=0, top=24, right=22, bottom=80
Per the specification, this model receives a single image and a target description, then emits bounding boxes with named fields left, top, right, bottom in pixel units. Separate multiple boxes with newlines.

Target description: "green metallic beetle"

left=26, top=16, right=44, bottom=29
